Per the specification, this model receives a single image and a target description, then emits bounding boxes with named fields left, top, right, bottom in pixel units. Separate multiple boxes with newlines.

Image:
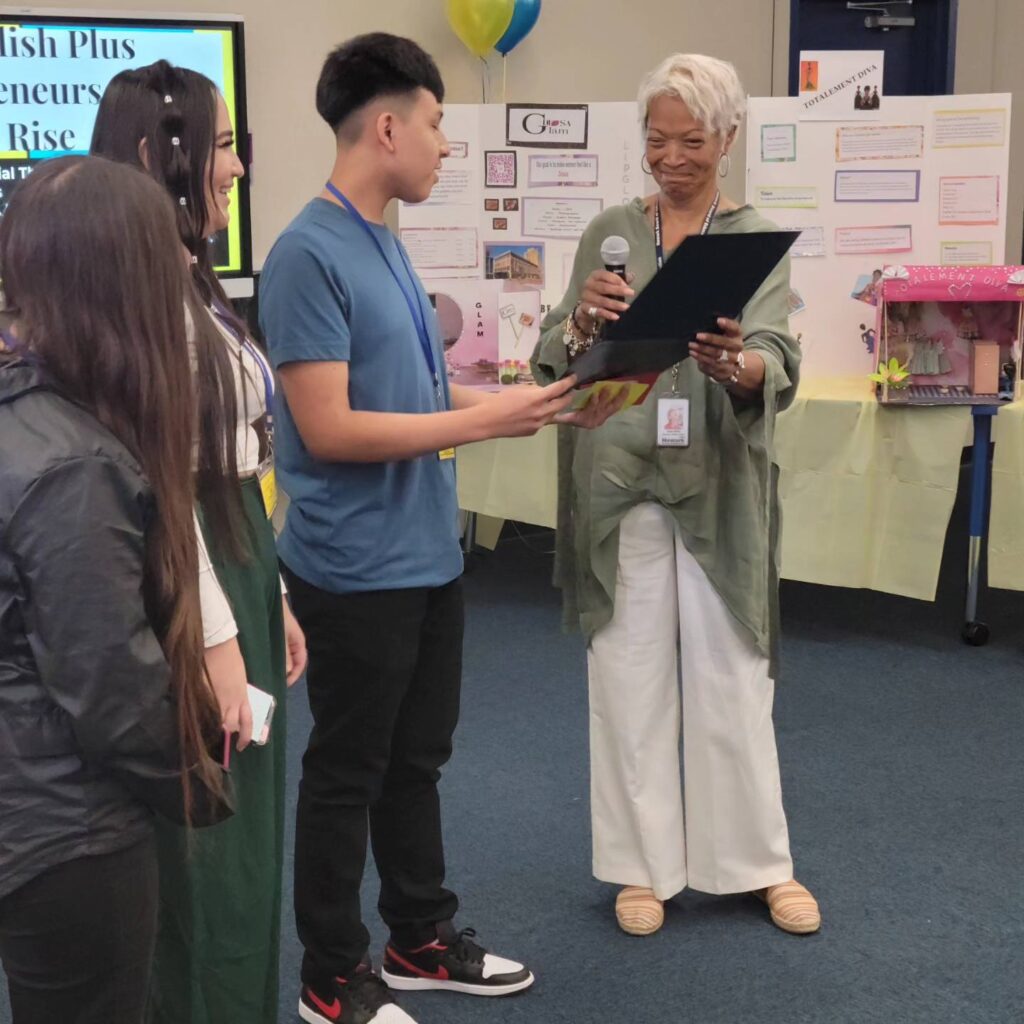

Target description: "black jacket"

left=0, top=358, right=228, bottom=898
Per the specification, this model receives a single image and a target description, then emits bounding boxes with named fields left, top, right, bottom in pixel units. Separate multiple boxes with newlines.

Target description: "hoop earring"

left=641, top=154, right=652, bottom=176
left=718, top=152, right=731, bottom=178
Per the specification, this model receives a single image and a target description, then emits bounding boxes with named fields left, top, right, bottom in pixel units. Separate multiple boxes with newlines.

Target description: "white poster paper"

left=835, top=124, right=924, bottom=162
left=835, top=225, right=913, bottom=255
left=784, top=225, right=827, bottom=258
left=834, top=170, right=920, bottom=203
left=798, top=50, right=884, bottom=122
left=399, top=227, right=479, bottom=271
left=761, top=124, right=797, bottom=162
left=932, top=108, right=1007, bottom=148
left=522, top=197, right=603, bottom=239
left=938, top=176, right=1000, bottom=225
left=527, top=154, right=600, bottom=187
left=940, top=241, right=995, bottom=266
left=754, top=185, right=818, bottom=209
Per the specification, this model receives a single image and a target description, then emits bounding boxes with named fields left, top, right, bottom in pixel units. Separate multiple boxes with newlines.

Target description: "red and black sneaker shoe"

left=299, top=961, right=419, bottom=1024
left=381, top=923, right=534, bottom=997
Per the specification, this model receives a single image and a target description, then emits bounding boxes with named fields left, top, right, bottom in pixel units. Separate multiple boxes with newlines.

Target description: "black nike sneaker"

left=381, top=922, right=534, bottom=997
left=299, top=961, right=419, bottom=1024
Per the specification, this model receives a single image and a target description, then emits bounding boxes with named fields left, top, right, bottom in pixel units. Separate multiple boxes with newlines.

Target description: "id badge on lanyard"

left=654, top=192, right=719, bottom=449
left=324, top=182, right=452, bottom=461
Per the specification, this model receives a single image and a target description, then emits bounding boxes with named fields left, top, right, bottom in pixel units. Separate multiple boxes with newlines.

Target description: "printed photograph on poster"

left=940, top=241, right=995, bottom=266
left=938, top=176, right=1000, bottom=226
left=788, top=288, right=806, bottom=316
left=798, top=50, right=884, bottom=121
left=527, top=153, right=600, bottom=187
left=492, top=217, right=508, bottom=230
left=522, top=196, right=603, bottom=239
left=503, top=197, right=519, bottom=211
left=755, top=185, right=818, bottom=209
left=497, top=293, right=542, bottom=378
left=850, top=268, right=884, bottom=306
left=428, top=283, right=496, bottom=387
left=834, top=169, right=920, bottom=203
left=485, top=150, right=517, bottom=188
left=835, top=125, right=924, bottom=162
left=484, top=243, right=545, bottom=285
left=761, top=124, right=797, bottom=162
left=400, top=227, right=479, bottom=271
left=784, top=225, right=826, bottom=258
left=447, top=142, right=469, bottom=158
left=484, top=198, right=499, bottom=211
left=834, top=225, right=912, bottom=255
left=932, top=108, right=1007, bottom=148
left=506, top=103, right=589, bottom=149
left=426, top=280, right=539, bottom=388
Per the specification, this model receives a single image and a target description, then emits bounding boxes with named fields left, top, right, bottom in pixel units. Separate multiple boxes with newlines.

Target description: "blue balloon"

left=494, top=0, right=541, bottom=55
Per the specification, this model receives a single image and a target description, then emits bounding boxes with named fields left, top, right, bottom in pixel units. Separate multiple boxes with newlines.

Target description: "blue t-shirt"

left=259, top=198, right=462, bottom=594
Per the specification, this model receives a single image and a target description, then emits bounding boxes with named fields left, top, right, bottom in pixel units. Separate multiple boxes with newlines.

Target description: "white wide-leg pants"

left=588, top=502, right=793, bottom=899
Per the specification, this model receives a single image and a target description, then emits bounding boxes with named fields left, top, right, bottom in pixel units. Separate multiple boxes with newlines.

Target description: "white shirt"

left=194, top=305, right=281, bottom=648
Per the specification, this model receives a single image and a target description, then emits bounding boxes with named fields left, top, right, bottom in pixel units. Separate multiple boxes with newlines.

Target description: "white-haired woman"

left=532, top=54, right=819, bottom=937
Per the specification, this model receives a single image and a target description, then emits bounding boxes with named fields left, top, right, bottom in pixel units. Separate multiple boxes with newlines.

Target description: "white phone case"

left=246, top=684, right=276, bottom=745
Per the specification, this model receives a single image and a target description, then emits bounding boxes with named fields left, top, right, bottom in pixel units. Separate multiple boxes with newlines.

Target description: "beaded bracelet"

left=563, top=302, right=598, bottom=359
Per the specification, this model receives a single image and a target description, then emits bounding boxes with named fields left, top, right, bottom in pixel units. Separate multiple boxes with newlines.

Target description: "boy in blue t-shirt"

left=260, top=33, right=620, bottom=1024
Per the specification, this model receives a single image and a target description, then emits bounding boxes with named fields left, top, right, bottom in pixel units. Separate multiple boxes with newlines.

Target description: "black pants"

left=0, top=836, right=158, bottom=1023
left=285, top=567, right=463, bottom=986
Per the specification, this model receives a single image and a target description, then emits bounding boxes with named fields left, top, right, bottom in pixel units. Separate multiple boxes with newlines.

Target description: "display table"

left=457, top=376, right=1023, bottom=603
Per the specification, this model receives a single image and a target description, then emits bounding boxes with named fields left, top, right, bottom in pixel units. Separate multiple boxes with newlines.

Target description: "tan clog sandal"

left=615, top=886, right=664, bottom=936
left=756, top=879, right=821, bottom=934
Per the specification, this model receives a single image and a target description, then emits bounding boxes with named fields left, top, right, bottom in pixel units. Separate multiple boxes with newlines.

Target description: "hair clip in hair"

left=190, top=255, right=199, bottom=265
left=179, top=197, right=187, bottom=206
left=164, top=94, right=173, bottom=104
left=171, top=136, right=181, bottom=147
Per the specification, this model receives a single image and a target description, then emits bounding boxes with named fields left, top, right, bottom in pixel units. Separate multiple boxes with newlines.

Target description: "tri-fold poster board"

left=398, top=102, right=645, bottom=388
left=398, top=93, right=1013, bottom=387
left=746, top=92, right=1013, bottom=379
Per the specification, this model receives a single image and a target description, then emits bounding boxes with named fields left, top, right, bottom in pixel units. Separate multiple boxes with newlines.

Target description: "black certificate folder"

left=564, top=230, right=799, bottom=388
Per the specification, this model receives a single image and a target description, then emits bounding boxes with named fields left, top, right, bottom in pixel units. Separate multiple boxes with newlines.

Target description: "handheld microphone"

left=600, top=235, right=630, bottom=285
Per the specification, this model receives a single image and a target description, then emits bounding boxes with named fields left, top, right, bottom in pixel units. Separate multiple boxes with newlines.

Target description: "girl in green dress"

left=92, top=60, right=307, bottom=1024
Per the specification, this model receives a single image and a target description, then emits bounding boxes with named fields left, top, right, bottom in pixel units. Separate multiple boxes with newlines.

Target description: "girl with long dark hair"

left=0, top=155, right=230, bottom=1023
left=92, top=60, right=306, bottom=1024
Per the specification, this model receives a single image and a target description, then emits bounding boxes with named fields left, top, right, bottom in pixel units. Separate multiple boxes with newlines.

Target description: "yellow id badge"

left=258, top=461, right=278, bottom=518
left=438, top=448, right=456, bottom=461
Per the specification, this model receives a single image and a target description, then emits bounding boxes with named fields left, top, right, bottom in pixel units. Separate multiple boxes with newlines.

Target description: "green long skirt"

left=149, top=478, right=287, bottom=1024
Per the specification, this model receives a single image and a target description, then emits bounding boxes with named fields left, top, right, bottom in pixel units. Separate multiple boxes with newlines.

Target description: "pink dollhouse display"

left=875, top=265, right=1024, bottom=405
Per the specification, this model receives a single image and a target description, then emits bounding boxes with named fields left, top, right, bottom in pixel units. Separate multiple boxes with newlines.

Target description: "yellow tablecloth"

left=455, top=377, right=1022, bottom=599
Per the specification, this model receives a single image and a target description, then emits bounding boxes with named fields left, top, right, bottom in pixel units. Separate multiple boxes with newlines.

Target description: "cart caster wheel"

left=961, top=621, right=990, bottom=646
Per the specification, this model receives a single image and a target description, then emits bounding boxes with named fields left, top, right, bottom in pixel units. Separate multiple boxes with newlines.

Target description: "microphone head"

left=600, top=234, right=630, bottom=267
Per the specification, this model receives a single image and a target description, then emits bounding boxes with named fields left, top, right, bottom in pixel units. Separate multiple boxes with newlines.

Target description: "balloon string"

left=479, top=56, right=487, bottom=103
left=503, top=54, right=508, bottom=103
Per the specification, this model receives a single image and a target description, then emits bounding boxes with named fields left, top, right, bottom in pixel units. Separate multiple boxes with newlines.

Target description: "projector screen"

left=0, top=9, right=251, bottom=278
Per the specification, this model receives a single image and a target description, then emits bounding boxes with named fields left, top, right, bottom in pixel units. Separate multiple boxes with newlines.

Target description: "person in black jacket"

left=0, top=156, right=230, bottom=1024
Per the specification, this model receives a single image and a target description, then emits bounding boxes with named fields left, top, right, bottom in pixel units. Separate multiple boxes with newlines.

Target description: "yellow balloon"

left=445, top=0, right=514, bottom=57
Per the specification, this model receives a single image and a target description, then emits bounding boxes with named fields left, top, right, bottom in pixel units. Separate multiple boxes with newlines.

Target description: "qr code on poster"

left=485, top=150, right=517, bottom=188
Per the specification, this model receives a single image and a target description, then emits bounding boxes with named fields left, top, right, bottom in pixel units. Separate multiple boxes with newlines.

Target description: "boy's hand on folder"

left=555, top=380, right=630, bottom=428
left=483, top=377, right=577, bottom=437
left=576, top=270, right=635, bottom=331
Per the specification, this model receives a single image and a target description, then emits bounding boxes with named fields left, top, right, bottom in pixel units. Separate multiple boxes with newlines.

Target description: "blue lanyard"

left=210, top=299, right=275, bottom=436
left=654, top=190, right=720, bottom=269
left=324, top=181, right=443, bottom=406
